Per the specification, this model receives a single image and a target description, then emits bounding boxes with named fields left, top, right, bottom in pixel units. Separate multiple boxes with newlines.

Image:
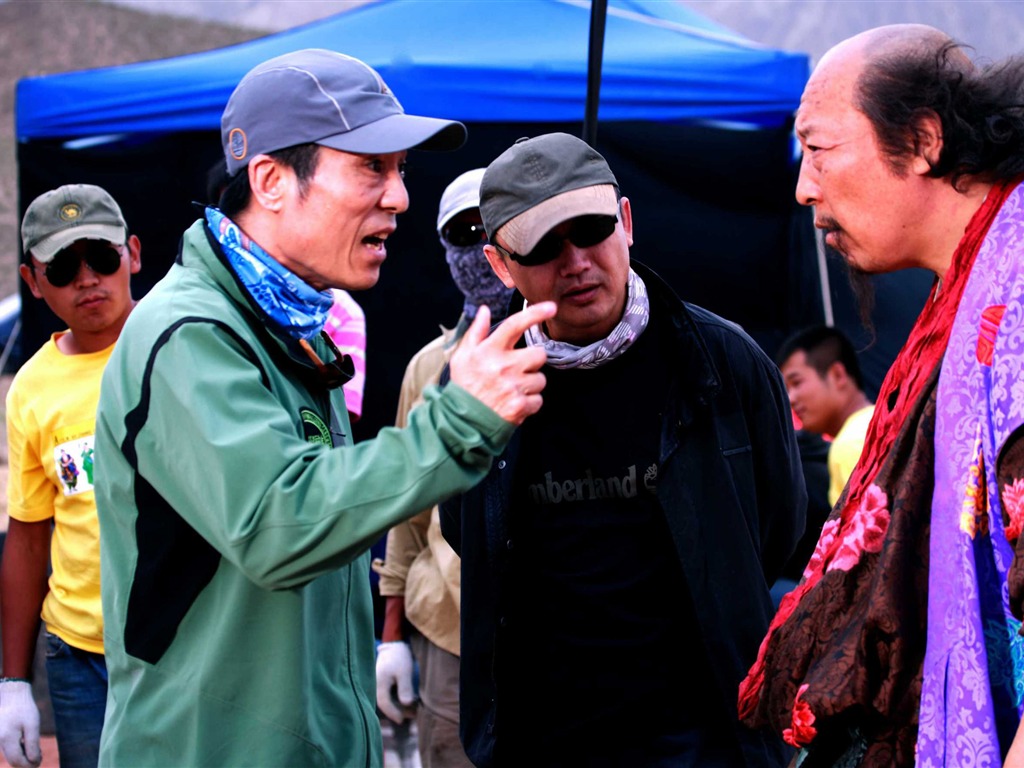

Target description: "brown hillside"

left=0, top=0, right=264, bottom=299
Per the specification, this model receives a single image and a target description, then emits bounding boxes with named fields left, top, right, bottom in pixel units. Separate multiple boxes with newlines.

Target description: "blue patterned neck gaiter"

left=206, top=207, right=334, bottom=341
left=443, top=237, right=514, bottom=322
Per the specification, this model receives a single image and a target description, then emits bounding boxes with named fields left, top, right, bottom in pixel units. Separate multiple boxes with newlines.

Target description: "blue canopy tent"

left=17, top=0, right=807, bottom=136
left=16, top=0, right=823, bottom=441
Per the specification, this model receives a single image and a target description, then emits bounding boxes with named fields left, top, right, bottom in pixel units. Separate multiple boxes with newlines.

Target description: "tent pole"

left=583, top=0, right=608, bottom=147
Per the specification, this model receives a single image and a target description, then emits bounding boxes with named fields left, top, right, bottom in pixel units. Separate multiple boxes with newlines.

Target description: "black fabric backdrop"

left=17, top=120, right=922, bottom=442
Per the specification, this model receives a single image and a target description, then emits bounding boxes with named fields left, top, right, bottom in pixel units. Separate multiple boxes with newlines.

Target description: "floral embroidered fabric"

left=739, top=178, right=1024, bottom=766
left=916, top=182, right=1024, bottom=766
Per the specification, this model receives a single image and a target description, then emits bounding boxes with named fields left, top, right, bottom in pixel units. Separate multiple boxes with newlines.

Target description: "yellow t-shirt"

left=827, top=405, right=875, bottom=508
left=6, top=333, right=113, bottom=653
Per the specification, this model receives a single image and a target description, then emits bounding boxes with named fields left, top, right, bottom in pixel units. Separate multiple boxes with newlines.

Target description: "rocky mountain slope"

left=0, top=0, right=263, bottom=298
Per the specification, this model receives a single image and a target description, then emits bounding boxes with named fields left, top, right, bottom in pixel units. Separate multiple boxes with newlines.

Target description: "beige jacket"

left=372, top=327, right=462, bottom=655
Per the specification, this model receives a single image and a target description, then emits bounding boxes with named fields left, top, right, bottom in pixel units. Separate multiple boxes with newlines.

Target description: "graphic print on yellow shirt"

left=53, top=421, right=96, bottom=496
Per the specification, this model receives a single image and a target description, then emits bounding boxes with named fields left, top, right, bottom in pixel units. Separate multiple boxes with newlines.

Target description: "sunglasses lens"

left=44, top=243, right=123, bottom=287
left=511, top=214, right=618, bottom=267
left=44, top=255, right=79, bottom=287
left=514, top=234, right=562, bottom=266
left=570, top=215, right=617, bottom=248
left=87, top=245, right=123, bottom=276
left=444, top=222, right=487, bottom=247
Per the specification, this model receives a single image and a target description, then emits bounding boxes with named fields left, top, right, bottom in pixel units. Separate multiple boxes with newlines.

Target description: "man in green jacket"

left=93, top=49, right=553, bottom=768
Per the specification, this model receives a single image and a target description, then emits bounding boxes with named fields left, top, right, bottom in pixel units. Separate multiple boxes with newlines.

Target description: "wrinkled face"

left=794, top=55, right=925, bottom=275
left=21, top=237, right=140, bottom=338
left=780, top=350, right=840, bottom=436
left=486, top=198, right=633, bottom=345
left=274, top=147, right=409, bottom=291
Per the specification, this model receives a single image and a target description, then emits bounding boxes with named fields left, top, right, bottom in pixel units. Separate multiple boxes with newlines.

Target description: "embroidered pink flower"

left=1003, top=478, right=1024, bottom=541
left=801, top=518, right=840, bottom=580
left=828, top=484, right=891, bottom=573
left=783, top=683, right=818, bottom=747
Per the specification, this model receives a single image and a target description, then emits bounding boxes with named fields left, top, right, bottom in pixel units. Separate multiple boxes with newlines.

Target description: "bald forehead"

left=819, top=24, right=951, bottom=69
left=798, top=23, right=956, bottom=132
left=795, top=44, right=862, bottom=140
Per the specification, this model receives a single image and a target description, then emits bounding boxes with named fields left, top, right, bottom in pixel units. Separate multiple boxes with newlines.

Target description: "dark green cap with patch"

left=21, top=184, right=127, bottom=263
left=480, top=133, right=619, bottom=255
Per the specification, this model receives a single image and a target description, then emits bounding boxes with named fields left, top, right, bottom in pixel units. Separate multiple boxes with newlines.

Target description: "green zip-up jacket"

left=94, top=220, right=513, bottom=767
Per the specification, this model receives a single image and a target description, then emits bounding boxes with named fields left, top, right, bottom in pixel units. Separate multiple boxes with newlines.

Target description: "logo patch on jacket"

left=300, top=408, right=332, bottom=447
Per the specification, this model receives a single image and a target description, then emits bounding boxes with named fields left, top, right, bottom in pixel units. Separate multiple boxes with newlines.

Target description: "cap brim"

left=29, top=224, right=126, bottom=263
left=499, top=185, right=618, bottom=255
left=437, top=206, right=473, bottom=234
left=436, top=168, right=486, bottom=232
left=319, top=113, right=467, bottom=154
left=437, top=193, right=483, bottom=232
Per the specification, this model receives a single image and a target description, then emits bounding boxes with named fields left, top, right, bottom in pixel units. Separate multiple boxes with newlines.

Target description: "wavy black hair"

left=856, top=41, right=1024, bottom=190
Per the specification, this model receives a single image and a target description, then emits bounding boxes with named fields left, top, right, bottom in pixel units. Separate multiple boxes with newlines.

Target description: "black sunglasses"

left=442, top=221, right=488, bottom=248
left=494, top=214, right=617, bottom=267
left=43, top=241, right=124, bottom=287
left=299, top=332, right=356, bottom=390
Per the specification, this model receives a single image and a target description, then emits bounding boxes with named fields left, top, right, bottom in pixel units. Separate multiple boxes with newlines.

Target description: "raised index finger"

left=486, top=301, right=557, bottom=350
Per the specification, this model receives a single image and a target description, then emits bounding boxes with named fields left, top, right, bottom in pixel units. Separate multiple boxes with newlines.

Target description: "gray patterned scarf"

left=524, top=268, right=649, bottom=369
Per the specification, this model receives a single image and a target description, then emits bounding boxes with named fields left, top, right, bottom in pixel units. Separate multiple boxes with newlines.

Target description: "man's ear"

left=247, top=154, right=289, bottom=212
left=619, top=196, right=633, bottom=248
left=911, top=110, right=943, bottom=175
left=19, top=262, right=43, bottom=299
left=483, top=244, right=516, bottom=289
left=126, top=234, right=142, bottom=276
left=826, top=360, right=850, bottom=388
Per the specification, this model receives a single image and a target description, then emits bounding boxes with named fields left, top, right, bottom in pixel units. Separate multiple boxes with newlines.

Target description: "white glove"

left=375, top=641, right=416, bottom=724
left=0, top=681, right=41, bottom=768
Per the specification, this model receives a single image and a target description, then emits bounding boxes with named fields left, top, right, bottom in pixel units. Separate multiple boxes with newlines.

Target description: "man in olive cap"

left=1, top=183, right=140, bottom=768
left=441, top=133, right=805, bottom=767
left=94, top=49, right=553, bottom=767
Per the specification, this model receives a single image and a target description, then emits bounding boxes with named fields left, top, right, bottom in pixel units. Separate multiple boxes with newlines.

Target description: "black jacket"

left=441, top=261, right=806, bottom=767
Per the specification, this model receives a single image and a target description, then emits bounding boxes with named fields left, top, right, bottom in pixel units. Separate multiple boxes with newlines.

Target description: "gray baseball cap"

left=21, top=184, right=127, bottom=263
left=222, top=49, right=467, bottom=176
left=480, top=133, right=619, bottom=255
left=436, top=168, right=486, bottom=234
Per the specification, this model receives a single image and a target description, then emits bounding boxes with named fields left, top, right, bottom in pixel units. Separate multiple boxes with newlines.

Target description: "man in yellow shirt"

left=777, top=325, right=874, bottom=506
left=0, top=184, right=140, bottom=768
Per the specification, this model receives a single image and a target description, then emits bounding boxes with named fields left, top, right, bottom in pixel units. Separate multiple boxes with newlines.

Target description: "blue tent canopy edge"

left=16, top=0, right=810, bottom=140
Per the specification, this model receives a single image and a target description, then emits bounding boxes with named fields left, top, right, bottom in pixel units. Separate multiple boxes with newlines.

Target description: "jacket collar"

left=631, top=259, right=722, bottom=408
left=178, top=219, right=351, bottom=392
left=502, top=258, right=723, bottom=410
